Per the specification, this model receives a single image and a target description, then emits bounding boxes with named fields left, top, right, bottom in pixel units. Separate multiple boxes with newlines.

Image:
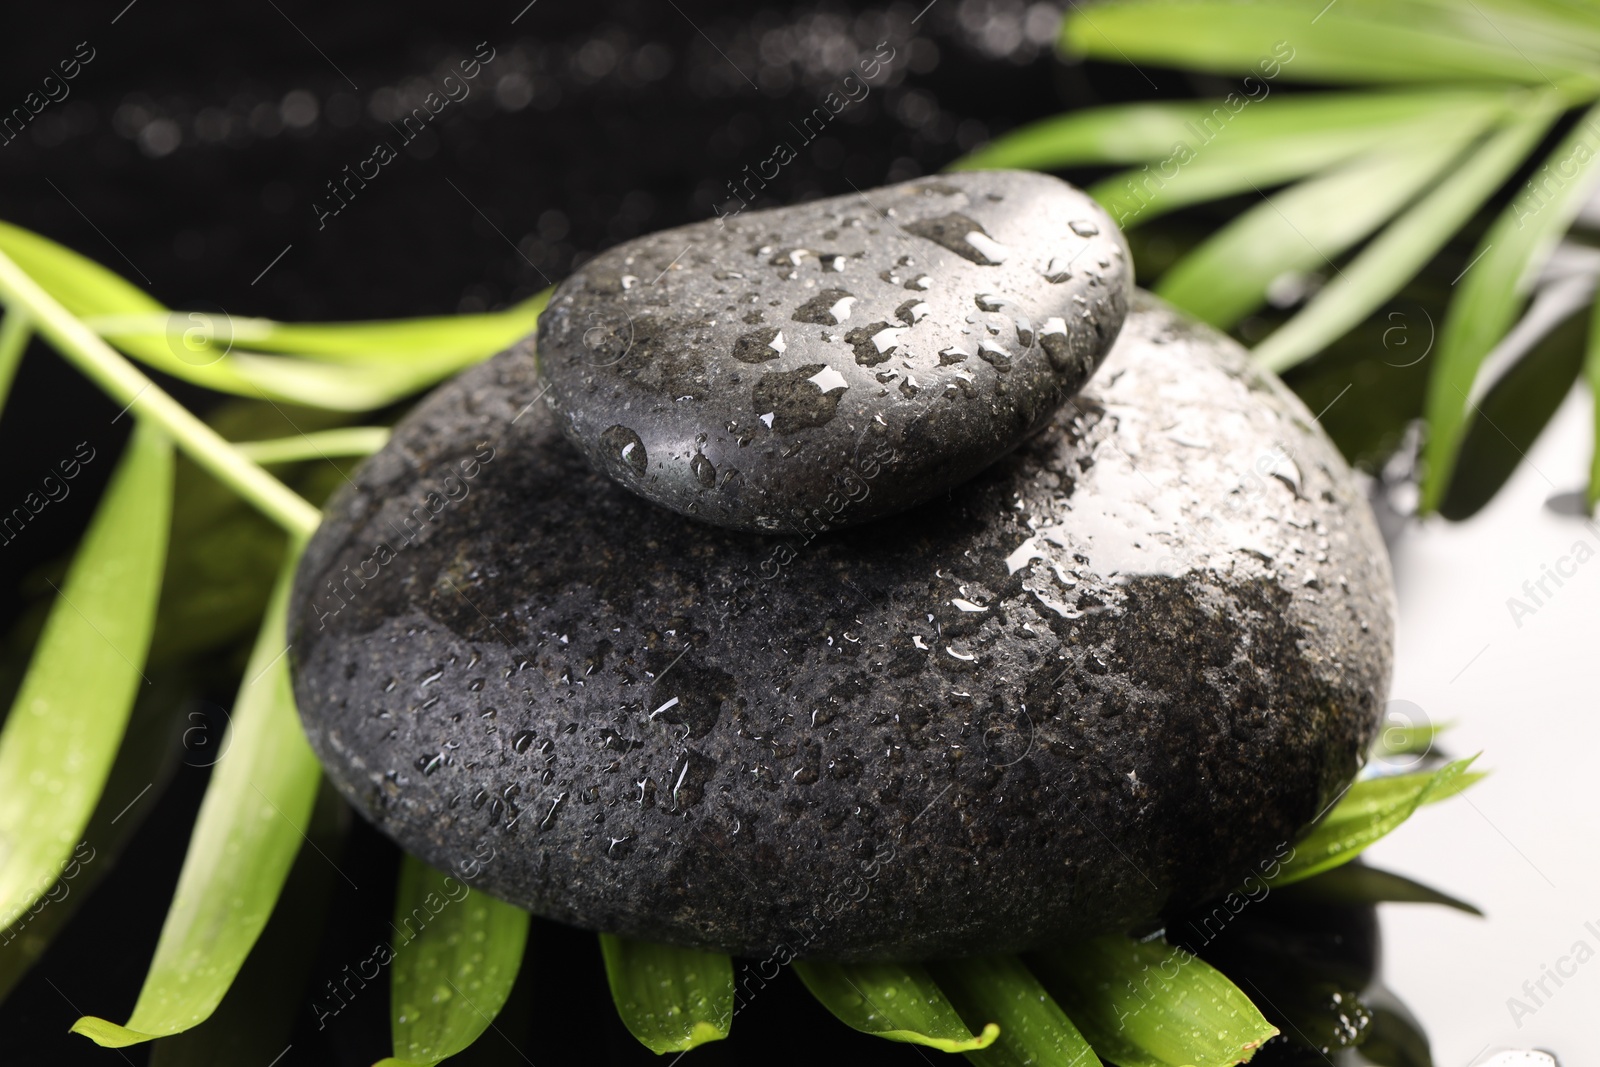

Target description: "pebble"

left=535, top=171, right=1131, bottom=533
left=290, top=293, right=1393, bottom=960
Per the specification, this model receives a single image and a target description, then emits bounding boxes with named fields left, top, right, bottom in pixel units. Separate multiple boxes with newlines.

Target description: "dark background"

left=0, top=2, right=1389, bottom=1064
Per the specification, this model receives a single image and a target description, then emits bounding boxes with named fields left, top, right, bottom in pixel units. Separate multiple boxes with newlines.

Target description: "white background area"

left=1366, top=384, right=1599, bottom=1064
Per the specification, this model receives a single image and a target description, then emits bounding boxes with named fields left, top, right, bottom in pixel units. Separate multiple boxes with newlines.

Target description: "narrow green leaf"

left=234, top=427, right=391, bottom=465
left=1372, top=721, right=1452, bottom=759
left=1255, top=105, right=1563, bottom=373
left=87, top=289, right=547, bottom=366
left=0, top=421, right=171, bottom=929
left=930, top=955, right=1098, bottom=1067
left=1589, top=294, right=1600, bottom=511
left=1061, top=1, right=1600, bottom=86
left=1031, top=936, right=1276, bottom=1067
left=0, top=215, right=542, bottom=367
left=953, top=101, right=1255, bottom=172
left=1437, top=304, right=1588, bottom=520
left=1089, top=92, right=1509, bottom=228
left=0, top=217, right=542, bottom=410
left=794, top=959, right=1000, bottom=1053
left=1287, top=864, right=1484, bottom=915
left=96, top=332, right=485, bottom=412
left=72, top=551, right=320, bottom=1047
left=1420, top=768, right=1489, bottom=806
left=378, top=855, right=531, bottom=1067
left=1159, top=116, right=1492, bottom=325
left=149, top=782, right=349, bottom=1067
left=599, top=934, right=734, bottom=1054
left=1271, top=758, right=1480, bottom=886
left=0, top=218, right=165, bottom=319
left=1089, top=131, right=1386, bottom=230
left=0, top=306, right=28, bottom=417
left=95, top=289, right=546, bottom=405
left=0, top=679, right=186, bottom=1003
left=1422, top=102, right=1600, bottom=512
left=958, top=90, right=1496, bottom=175
left=1408, top=0, right=1600, bottom=57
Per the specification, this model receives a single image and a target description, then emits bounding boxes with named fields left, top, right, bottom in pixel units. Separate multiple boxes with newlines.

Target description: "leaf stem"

left=0, top=249, right=322, bottom=538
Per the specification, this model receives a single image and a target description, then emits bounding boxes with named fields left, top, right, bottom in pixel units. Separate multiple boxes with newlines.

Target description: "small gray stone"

left=289, top=294, right=1392, bottom=961
left=536, top=171, right=1131, bottom=534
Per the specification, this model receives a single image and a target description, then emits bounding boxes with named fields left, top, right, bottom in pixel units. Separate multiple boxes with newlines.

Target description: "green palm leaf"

left=1030, top=935, right=1276, bottom=1067
left=72, top=551, right=320, bottom=1047
left=1437, top=291, right=1588, bottom=519
left=1090, top=91, right=1510, bottom=228
left=1159, top=120, right=1490, bottom=326
left=953, top=101, right=1245, bottom=172
left=0, top=218, right=545, bottom=411
left=599, top=935, right=734, bottom=1053
left=147, top=783, right=348, bottom=1066
left=959, top=89, right=1506, bottom=220
left=1028, top=1, right=1600, bottom=516
left=0, top=421, right=171, bottom=934
left=1061, top=0, right=1600, bottom=86
left=1287, top=863, right=1483, bottom=915
left=930, top=955, right=1099, bottom=1067
left=379, top=856, right=531, bottom=1067
left=0, top=218, right=163, bottom=319
left=1421, top=101, right=1600, bottom=511
left=1254, top=104, right=1563, bottom=372
left=1271, top=758, right=1480, bottom=886
left=794, top=960, right=1000, bottom=1052
left=87, top=295, right=545, bottom=366
left=234, top=427, right=391, bottom=465
left=0, top=681, right=186, bottom=1003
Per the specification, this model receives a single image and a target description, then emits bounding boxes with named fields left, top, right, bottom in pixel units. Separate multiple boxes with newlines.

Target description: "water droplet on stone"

left=732, top=326, right=786, bottom=363
left=895, top=299, right=930, bottom=326
left=791, top=741, right=822, bottom=784
left=902, top=213, right=1011, bottom=265
left=690, top=452, right=717, bottom=488
left=753, top=365, right=847, bottom=433
left=792, top=288, right=856, bottom=325
left=978, top=340, right=1012, bottom=371
left=600, top=425, right=648, bottom=477
left=669, top=750, right=717, bottom=810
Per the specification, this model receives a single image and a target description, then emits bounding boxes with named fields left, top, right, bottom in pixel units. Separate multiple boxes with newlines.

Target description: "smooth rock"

left=290, top=294, right=1393, bottom=961
left=536, top=171, right=1130, bottom=534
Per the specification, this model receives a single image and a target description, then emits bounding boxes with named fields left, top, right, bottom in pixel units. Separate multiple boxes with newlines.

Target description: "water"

left=901, top=212, right=1011, bottom=265
left=600, top=425, right=649, bottom=477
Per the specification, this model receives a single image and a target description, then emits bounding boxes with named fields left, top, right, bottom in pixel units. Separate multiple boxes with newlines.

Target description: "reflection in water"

left=1169, top=866, right=1424, bottom=1067
left=1168, top=875, right=1564, bottom=1066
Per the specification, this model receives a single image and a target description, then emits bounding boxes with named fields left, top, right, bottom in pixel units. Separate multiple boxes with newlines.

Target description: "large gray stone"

left=289, top=294, right=1393, bottom=961
left=536, top=171, right=1130, bottom=533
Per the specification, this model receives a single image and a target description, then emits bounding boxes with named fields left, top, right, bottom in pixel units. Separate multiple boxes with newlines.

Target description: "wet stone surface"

left=536, top=170, right=1131, bottom=533
left=290, top=294, right=1393, bottom=961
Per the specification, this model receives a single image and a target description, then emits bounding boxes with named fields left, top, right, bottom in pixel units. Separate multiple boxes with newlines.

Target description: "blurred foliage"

left=965, top=0, right=1600, bottom=518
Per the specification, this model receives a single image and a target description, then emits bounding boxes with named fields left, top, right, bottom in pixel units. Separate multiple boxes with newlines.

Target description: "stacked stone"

left=290, top=173, right=1393, bottom=960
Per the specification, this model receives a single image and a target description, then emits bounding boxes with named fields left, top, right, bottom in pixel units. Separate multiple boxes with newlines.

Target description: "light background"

left=1369, top=385, right=1599, bottom=1064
